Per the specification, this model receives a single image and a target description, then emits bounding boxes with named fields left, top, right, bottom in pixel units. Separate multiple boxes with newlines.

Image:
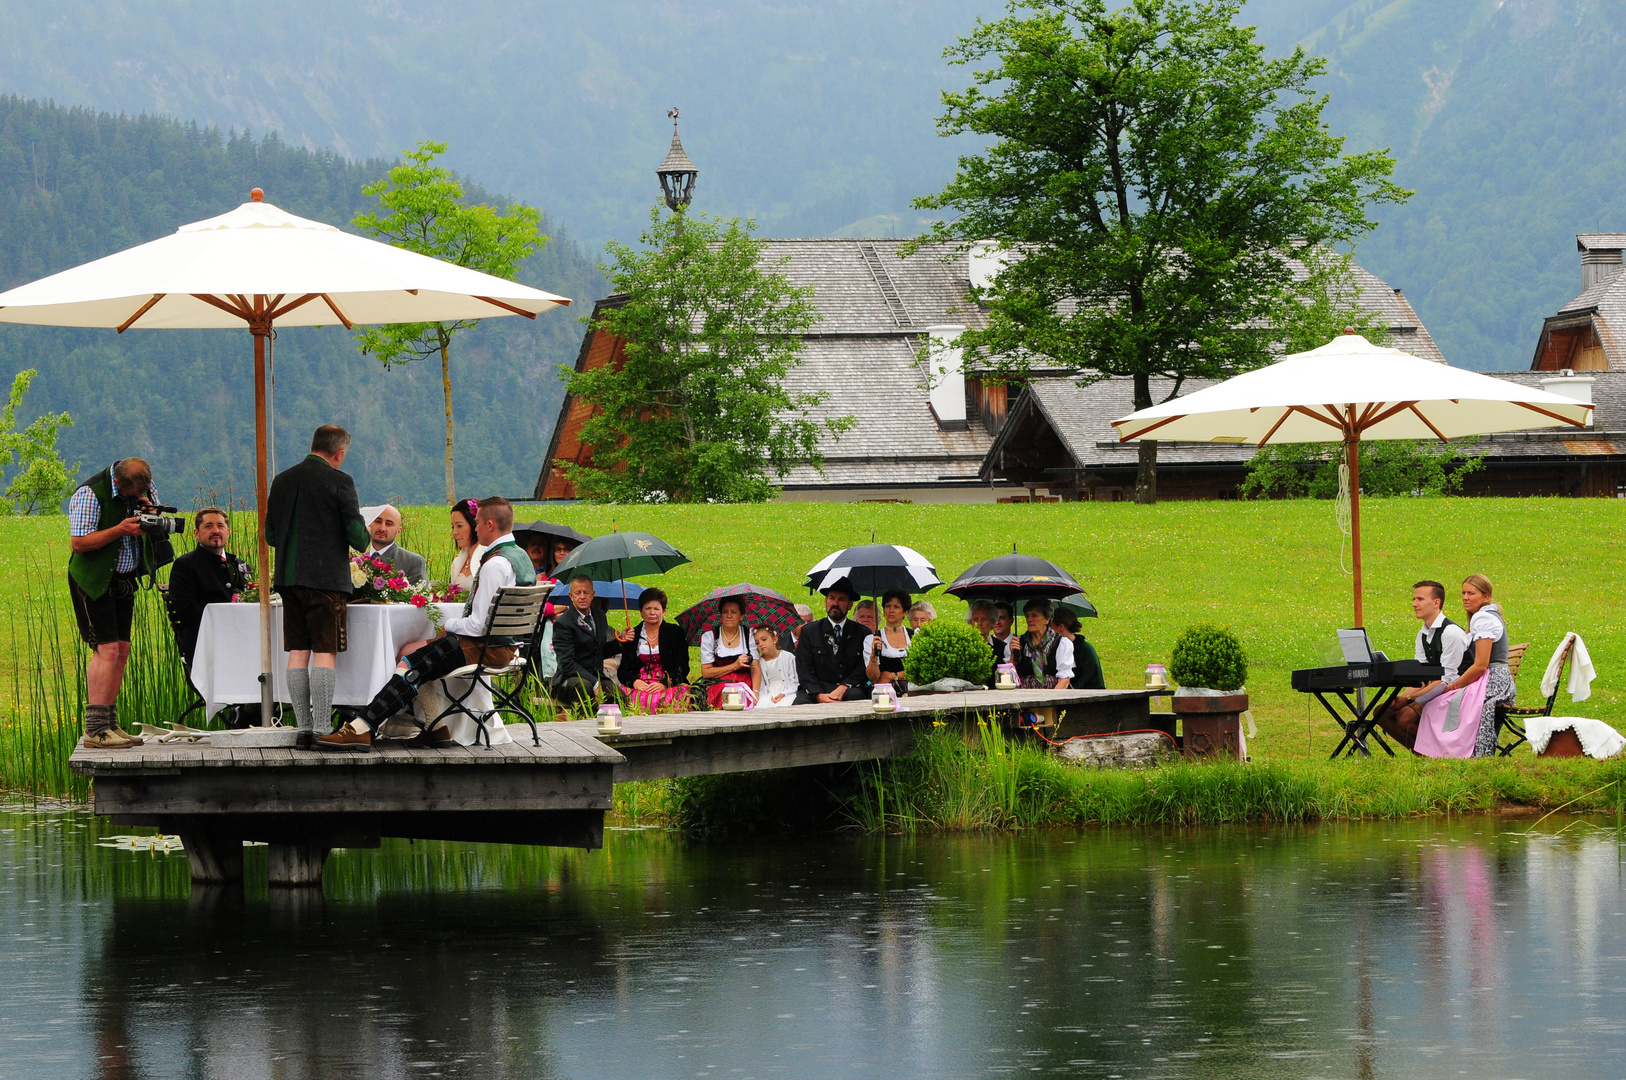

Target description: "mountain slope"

left=0, top=96, right=606, bottom=505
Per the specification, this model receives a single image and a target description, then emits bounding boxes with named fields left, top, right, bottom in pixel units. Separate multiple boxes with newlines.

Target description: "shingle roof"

left=1546, top=265, right=1626, bottom=368
left=1578, top=234, right=1626, bottom=251
left=981, top=371, right=1626, bottom=478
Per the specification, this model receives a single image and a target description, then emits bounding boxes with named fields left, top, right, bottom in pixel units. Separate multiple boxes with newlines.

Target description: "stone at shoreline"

left=1054, top=732, right=1175, bottom=769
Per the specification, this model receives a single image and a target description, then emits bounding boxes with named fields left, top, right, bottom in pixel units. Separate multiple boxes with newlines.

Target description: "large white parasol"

left=0, top=190, right=571, bottom=722
left=1111, top=333, right=1592, bottom=625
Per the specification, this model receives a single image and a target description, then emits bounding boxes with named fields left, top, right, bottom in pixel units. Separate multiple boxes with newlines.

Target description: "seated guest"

left=1415, top=574, right=1515, bottom=759
left=865, top=589, right=914, bottom=687
left=362, top=504, right=428, bottom=582
left=1049, top=608, right=1105, bottom=689
left=549, top=537, right=579, bottom=578
left=167, top=506, right=252, bottom=669
left=753, top=626, right=799, bottom=708
left=1012, top=599, right=1062, bottom=689
left=553, top=575, right=622, bottom=705
left=617, top=588, right=691, bottom=712
left=969, top=600, right=1008, bottom=679
left=782, top=603, right=815, bottom=652
left=700, top=597, right=759, bottom=709
left=794, top=581, right=871, bottom=704
left=1375, top=580, right=1469, bottom=751
left=909, top=600, right=937, bottom=629
left=992, top=603, right=1017, bottom=661
left=446, top=498, right=486, bottom=594
left=331, top=497, right=537, bottom=748
left=854, top=599, right=878, bottom=632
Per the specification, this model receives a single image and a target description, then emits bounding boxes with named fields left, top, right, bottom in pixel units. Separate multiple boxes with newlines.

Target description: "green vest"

left=477, top=541, right=539, bottom=644
left=68, top=468, right=165, bottom=600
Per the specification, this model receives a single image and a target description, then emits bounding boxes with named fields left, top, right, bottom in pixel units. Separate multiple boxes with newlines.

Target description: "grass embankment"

left=0, top=498, right=1621, bottom=817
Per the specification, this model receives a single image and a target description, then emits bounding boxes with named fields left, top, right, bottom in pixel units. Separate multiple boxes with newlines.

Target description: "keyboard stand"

left=1314, top=685, right=1402, bottom=759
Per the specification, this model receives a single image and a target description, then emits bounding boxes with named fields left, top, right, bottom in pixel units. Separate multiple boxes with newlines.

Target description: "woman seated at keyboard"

left=1414, top=574, right=1515, bottom=758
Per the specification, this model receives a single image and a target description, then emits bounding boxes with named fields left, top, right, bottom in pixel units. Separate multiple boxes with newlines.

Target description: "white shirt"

left=1414, top=611, right=1470, bottom=674
left=444, top=533, right=518, bottom=638
left=1469, top=605, right=1506, bottom=644
left=1055, top=636, right=1076, bottom=679
left=370, top=541, right=397, bottom=558
left=701, top=626, right=758, bottom=665
left=863, top=625, right=912, bottom=665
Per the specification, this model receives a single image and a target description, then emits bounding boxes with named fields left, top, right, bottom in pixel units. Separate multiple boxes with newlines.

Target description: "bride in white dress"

left=446, top=498, right=487, bottom=596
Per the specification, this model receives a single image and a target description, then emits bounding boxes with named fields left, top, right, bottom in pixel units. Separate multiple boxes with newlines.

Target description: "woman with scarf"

left=1012, top=599, right=1077, bottom=690
left=616, top=588, right=692, bottom=712
left=1415, top=574, right=1516, bottom=758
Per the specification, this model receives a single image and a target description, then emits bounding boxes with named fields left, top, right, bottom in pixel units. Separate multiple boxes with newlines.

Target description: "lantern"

left=994, top=663, right=1019, bottom=690
left=596, top=702, right=623, bottom=735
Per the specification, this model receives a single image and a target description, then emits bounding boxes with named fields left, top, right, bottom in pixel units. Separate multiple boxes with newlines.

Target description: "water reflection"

left=2, top=807, right=1624, bottom=1078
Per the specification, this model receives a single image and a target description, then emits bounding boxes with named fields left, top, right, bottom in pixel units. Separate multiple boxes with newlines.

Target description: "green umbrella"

left=552, top=531, right=691, bottom=629
left=1054, top=591, right=1100, bottom=619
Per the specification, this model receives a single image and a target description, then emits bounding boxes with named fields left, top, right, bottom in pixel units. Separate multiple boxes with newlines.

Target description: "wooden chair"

left=429, top=585, right=552, bottom=748
left=1496, top=637, right=1574, bottom=757
left=157, top=585, right=209, bottom=728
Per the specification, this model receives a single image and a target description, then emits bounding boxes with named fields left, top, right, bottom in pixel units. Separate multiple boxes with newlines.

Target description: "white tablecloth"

left=191, top=602, right=462, bottom=720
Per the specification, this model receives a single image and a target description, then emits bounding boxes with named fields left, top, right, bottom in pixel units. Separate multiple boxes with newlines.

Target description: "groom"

left=362, top=504, right=428, bottom=582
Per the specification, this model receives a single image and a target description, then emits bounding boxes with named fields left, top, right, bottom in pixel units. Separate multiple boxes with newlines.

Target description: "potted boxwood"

left=1168, top=623, right=1248, bottom=760
left=903, top=618, right=994, bottom=693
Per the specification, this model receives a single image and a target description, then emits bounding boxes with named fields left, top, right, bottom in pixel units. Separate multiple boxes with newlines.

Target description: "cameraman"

left=68, top=458, right=175, bottom=749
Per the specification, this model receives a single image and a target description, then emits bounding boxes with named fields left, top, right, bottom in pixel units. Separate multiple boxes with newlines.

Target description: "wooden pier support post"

left=176, top=826, right=243, bottom=884
left=267, top=844, right=331, bottom=887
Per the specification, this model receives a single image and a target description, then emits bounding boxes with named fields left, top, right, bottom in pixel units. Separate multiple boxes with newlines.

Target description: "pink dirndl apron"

left=628, top=653, right=690, bottom=712
left=1414, top=674, right=1491, bottom=758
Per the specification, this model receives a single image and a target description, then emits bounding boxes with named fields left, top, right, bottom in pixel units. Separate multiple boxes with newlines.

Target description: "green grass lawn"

left=2, top=495, right=1621, bottom=766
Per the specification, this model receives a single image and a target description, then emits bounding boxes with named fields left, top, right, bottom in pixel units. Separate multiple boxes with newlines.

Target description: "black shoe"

left=295, top=730, right=316, bottom=751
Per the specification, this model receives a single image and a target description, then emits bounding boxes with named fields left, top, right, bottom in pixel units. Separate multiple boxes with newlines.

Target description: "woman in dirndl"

left=1013, top=598, right=1063, bottom=689
left=616, top=588, right=692, bottom=712
left=1415, top=574, right=1516, bottom=758
left=701, top=597, right=758, bottom=709
left=865, top=589, right=914, bottom=689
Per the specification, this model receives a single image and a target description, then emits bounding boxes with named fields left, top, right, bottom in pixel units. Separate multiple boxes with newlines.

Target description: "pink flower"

left=388, top=576, right=408, bottom=590
left=372, top=576, right=387, bottom=589
left=409, top=594, right=429, bottom=608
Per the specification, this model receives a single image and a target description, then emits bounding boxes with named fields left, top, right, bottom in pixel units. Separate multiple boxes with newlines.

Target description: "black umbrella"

left=804, top=544, right=942, bottom=596
left=514, top=520, right=591, bottom=550
left=945, top=553, right=1087, bottom=604
left=1054, top=591, right=1100, bottom=619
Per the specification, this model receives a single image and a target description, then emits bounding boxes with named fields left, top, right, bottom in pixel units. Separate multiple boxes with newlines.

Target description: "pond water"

left=2, top=806, right=1624, bottom=1079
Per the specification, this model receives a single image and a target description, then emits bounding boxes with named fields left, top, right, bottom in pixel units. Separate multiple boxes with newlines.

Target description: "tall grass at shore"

left=611, top=722, right=1626, bottom=835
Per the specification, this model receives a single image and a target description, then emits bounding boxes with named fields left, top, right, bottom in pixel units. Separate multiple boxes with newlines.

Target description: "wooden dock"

left=70, top=688, right=1161, bottom=886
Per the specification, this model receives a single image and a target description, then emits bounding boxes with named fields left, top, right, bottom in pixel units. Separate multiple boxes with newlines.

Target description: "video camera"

left=129, top=499, right=186, bottom=537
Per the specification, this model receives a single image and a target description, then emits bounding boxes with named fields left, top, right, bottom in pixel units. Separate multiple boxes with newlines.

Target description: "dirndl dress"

left=627, top=650, right=690, bottom=712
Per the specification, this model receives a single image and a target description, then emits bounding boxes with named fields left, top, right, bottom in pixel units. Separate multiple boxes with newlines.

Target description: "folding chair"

left=429, top=585, right=551, bottom=748
left=158, top=585, right=209, bottom=728
left=1495, top=637, right=1573, bottom=757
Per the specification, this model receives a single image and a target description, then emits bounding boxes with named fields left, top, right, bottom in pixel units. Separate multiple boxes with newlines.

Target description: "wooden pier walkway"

left=70, top=688, right=1161, bottom=886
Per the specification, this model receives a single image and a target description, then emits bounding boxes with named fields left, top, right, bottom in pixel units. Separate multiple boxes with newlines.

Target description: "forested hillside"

left=0, top=97, right=605, bottom=506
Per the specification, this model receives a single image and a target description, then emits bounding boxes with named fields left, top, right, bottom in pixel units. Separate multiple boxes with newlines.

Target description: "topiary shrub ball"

left=1168, top=623, right=1248, bottom=692
left=903, top=617, right=993, bottom=687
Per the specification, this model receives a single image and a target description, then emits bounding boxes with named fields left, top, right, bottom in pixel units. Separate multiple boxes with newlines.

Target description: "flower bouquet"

left=351, top=555, right=463, bottom=632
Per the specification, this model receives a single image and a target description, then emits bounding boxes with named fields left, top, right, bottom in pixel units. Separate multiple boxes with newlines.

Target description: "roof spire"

left=656, top=107, right=698, bottom=212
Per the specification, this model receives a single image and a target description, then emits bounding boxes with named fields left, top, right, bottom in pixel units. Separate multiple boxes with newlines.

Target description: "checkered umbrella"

left=676, top=583, right=802, bottom=644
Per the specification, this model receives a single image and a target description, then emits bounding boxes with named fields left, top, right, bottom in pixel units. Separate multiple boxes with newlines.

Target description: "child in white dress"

left=752, top=626, right=798, bottom=708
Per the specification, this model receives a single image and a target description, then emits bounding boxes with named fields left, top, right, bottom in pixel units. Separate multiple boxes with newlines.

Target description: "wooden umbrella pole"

left=253, top=320, right=275, bottom=725
left=1347, top=434, right=1363, bottom=628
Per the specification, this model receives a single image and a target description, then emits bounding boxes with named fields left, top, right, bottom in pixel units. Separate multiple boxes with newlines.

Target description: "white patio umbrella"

left=0, top=190, right=571, bottom=722
left=1111, top=332, right=1592, bottom=625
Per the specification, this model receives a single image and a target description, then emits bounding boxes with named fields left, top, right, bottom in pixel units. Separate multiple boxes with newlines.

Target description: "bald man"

left=365, top=504, right=428, bottom=582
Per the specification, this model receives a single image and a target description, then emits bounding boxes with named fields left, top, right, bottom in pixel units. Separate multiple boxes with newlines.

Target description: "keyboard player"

left=1373, top=580, right=1469, bottom=750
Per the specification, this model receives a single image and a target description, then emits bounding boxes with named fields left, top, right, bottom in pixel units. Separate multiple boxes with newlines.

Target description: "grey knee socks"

left=287, top=666, right=312, bottom=732
left=309, top=667, right=337, bottom=735
left=83, top=703, right=113, bottom=736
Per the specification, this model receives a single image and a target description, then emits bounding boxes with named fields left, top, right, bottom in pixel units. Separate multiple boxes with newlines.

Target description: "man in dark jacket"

left=552, top=575, right=621, bottom=706
left=167, top=507, right=251, bottom=667
left=794, top=580, right=872, bottom=705
left=266, top=425, right=369, bottom=749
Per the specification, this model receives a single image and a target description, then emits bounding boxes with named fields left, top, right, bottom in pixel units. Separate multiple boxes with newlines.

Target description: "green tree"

left=1241, top=439, right=1484, bottom=499
left=0, top=369, right=75, bottom=514
left=353, top=140, right=544, bottom=502
left=562, top=206, right=849, bottom=503
left=915, top=0, right=1409, bottom=502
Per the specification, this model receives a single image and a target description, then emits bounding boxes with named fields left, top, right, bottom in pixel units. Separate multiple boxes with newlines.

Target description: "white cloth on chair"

left=1526, top=716, right=1625, bottom=759
left=1540, top=632, right=1596, bottom=702
left=411, top=677, right=513, bottom=746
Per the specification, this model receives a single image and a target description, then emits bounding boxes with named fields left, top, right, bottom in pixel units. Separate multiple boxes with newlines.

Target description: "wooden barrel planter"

left=1172, top=693, right=1248, bottom=761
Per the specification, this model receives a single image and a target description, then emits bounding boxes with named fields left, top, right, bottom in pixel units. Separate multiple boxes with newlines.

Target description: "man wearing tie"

left=552, top=575, right=621, bottom=705
left=794, top=580, right=872, bottom=704
left=361, top=504, right=428, bottom=582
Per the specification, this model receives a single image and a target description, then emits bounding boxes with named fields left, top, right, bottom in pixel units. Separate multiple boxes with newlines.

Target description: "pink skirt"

left=1414, top=673, right=1490, bottom=758
left=626, top=656, right=691, bottom=713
